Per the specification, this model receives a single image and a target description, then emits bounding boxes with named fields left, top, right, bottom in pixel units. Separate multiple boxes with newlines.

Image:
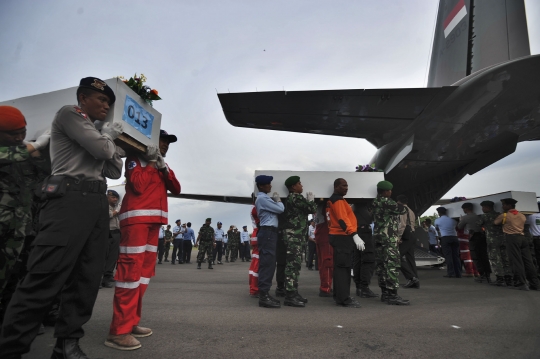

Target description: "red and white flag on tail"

left=443, top=0, right=467, bottom=38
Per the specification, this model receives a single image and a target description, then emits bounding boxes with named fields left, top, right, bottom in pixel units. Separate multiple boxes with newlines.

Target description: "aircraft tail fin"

left=427, top=0, right=530, bottom=87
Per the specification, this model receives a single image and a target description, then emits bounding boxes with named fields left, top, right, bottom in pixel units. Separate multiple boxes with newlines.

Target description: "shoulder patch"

left=127, top=161, right=137, bottom=170
left=73, top=106, right=88, bottom=119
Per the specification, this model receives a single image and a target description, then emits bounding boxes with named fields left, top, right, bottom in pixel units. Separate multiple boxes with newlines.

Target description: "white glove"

left=306, top=191, right=314, bottom=202
left=156, top=154, right=167, bottom=171
left=145, top=144, right=159, bottom=162
left=32, top=129, right=51, bottom=150
left=352, top=234, right=365, bottom=251
left=101, top=122, right=124, bottom=141
left=272, top=192, right=281, bottom=202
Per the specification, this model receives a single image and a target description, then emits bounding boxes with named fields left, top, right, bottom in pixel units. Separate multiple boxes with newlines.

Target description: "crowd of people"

left=1, top=76, right=539, bottom=358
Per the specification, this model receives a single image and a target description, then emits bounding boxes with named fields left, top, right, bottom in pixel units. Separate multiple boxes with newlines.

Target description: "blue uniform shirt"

left=255, top=192, right=284, bottom=228
left=434, top=215, right=457, bottom=237
left=183, top=227, right=196, bottom=244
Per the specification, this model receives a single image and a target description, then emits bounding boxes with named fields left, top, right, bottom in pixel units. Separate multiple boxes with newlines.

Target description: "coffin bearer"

left=352, top=203, right=378, bottom=298
left=494, top=198, right=540, bottom=290
left=477, top=201, right=513, bottom=286
left=281, top=175, right=317, bottom=307
left=458, top=203, right=491, bottom=283
left=326, top=178, right=364, bottom=308
left=0, top=77, right=124, bottom=358
left=101, top=190, right=122, bottom=287
left=372, top=181, right=409, bottom=305
left=195, top=218, right=216, bottom=269
left=107, top=129, right=180, bottom=350
left=255, top=175, right=284, bottom=308
left=0, top=106, right=50, bottom=324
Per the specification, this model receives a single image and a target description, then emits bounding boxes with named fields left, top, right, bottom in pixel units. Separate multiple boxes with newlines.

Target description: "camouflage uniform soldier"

left=228, top=227, right=241, bottom=262
left=164, top=225, right=173, bottom=262
left=477, top=200, right=513, bottom=286
left=281, top=176, right=317, bottom=308
left=196, top=218, right=216, bottom=269
left=0, top=106, right=50, bottom=320
left=372, top=181, right=409, bottom=305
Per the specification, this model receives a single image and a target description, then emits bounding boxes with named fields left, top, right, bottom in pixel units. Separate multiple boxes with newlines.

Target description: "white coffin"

left=0, top=78, right=161, bottom=152
left=253, top=170, right=385, bottom=200
left=442, top=191, right=539, bottom=217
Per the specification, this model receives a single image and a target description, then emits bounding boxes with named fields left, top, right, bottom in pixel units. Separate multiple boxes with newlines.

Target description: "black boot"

left=387, top=289, right=410, bottom=306
left=492, top=275, right=506, bottom=286
left=259, top=291, right=281, bottom=308
left=275, top=283, right=286, bottom=297
left=197, top=262, right=201, bottom=269
left=295, top=292, right=308, bottom=303
left=504, top=275, right=513, bottom=287
left=485, top=274, right=492, bottom=284
left=51, top=338, right=100, bottom=359
left=380, top=287, right=389, bottom=303
left=208, top=261, right=213, bottom=269
left=403, top=277, right=420, bottom=289
left=357, top=287, right=378, bottom=298
left=225, top=256, right=229, bottom=263
left=284, top=291, right=305, bottom=307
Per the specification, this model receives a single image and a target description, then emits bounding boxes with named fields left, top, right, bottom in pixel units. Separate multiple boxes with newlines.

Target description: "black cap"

left=160, top=129, right=177, bottom=143
left=436, top=206, right=447, bottom=213
left=78, top=77, right=116, bottom=104
left=501, top=198, right=518, bottom=205
left=107, top=190, right=120, bottom=198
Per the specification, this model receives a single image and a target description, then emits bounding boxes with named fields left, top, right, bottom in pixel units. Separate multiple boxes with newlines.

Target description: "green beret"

left=205, top=218, right=211, bottom=222
left=377, top=181, right=393, bottom=190
left=480, top=200, right=494, bottom=207
left=285, top=176, right=300, bottom=188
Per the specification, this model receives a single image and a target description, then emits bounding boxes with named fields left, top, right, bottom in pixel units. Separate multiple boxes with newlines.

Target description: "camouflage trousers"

left=487, top=236, right=512, bottom=277
left=0, top=208, right=30, bottom=294
left=283, top=229, right=303, bottom=292
left=227, top=242, right=239, bottom=261
left=375, top=235, right=400, bottom=291
left=197, top=241, right=214, bottom=264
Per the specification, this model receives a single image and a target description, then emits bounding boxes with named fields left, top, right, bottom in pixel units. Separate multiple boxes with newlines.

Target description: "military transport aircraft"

left=204, top=0, right=540, bottom=214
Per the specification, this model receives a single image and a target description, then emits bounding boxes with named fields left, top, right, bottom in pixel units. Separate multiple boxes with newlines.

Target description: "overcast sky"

left=1, top=0, right=539, bottom=230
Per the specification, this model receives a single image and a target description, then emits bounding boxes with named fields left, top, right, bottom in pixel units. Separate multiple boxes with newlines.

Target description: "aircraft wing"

left=218, top=87, right=453, bottom=148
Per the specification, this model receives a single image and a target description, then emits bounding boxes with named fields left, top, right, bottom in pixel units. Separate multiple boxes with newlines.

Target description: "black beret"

left=501, top=198, right=518, bottom=205
left=78, top=77, right=116, bottom=104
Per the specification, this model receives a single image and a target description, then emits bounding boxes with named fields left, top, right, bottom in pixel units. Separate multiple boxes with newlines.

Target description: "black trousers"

left=157, top=239, right=165, bottom=262
left=307, top=241, right=318, bottom=269
left=258, top=227, right=278, bottom=292
left=183, top=241, right=193, bottom=263
left=275, top=233, right=286, bottom=286
left=399, top=237, right=418, bottom=280
left=469, top=232, right=491, bottom=275
left=505, top=234, right=540, bottom=287
left=102, top=230, right=121, bottom=281
left=240, top=242, right=251, bottom=260
left=329, top=235, right=355, bottom=305
left=353, top=231, right=376, bottom=288
left=172, top=238, right=183, bottom=263
left=0, top=191, right=108, bottom=356
left=441, top=236, right=462, bottom=278
left=532, top=236, right=540, bottom=274
left=212, top=241, right=223, bottom=262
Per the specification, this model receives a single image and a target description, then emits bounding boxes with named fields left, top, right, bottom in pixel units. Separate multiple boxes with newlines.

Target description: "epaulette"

left=73, top=106, right=88, bottom=119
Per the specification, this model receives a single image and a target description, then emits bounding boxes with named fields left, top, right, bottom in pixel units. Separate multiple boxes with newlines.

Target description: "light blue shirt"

left=255, top=192, right=284, bottom=228
left=427, top=225, right=438, bottom=244
left=183, top=227, right=196, bottom=244
left=434, top=215, right=457, bottom=237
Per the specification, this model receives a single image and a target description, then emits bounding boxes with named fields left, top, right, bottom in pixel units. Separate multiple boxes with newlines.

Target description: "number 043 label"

left=122, top=95, right=154, bottom=139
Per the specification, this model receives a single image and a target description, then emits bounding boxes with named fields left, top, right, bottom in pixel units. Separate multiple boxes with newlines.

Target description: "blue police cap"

left=160, top=129, right=177, bottom=143
left=217, top=221, right=222, bottom=225
left=107, top=190, right=120, bottom=198
left=255, top=175, right=273, bottom=185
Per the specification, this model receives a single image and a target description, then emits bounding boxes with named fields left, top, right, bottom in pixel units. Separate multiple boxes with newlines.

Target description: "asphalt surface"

left=23, top=257, right=540, bottom=359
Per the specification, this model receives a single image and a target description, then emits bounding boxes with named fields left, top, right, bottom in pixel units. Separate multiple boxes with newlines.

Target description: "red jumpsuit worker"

left=106, top=130, right=180, bottom=351
left=249, top=204, right=260, bottom=297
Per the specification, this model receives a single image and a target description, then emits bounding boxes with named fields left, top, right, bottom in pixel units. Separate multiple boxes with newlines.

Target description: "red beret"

left=0, top=106, right=26, bottom=131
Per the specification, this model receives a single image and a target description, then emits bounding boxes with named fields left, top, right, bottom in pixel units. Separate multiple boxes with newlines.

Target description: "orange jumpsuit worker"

left=106, top=130, right=180, bottom=351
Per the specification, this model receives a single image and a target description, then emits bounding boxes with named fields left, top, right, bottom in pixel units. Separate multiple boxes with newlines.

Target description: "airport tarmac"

left=23, top=258, right=540, bottom=359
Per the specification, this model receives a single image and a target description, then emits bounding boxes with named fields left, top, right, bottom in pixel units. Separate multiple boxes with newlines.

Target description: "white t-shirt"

left=527, top=213, right=540, bottom=236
